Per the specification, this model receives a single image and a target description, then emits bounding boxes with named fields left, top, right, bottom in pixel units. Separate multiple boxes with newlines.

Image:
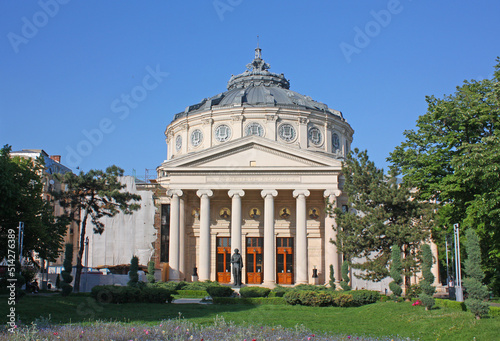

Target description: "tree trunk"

left=73, top=207, right=88, bottom=293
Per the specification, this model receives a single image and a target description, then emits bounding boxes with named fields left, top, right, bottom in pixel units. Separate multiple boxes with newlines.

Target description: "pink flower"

left=131, top=328, right=135, bottom=332
left=53, top=332, right=59, bottom=335
left=308, top=338, right=311, bottom=341
left=348, top=336, right=351, bottom=339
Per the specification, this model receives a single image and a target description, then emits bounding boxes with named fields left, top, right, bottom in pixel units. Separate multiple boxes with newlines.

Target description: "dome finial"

left=255, top=35, right=261, bottom=60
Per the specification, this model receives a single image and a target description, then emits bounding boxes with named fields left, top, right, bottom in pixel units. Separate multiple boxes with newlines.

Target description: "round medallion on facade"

left=332, top=133, right=340, bottom=151
left=245, top=122, right=264, bottom=137
left=249, top=207, right=261, bottom=219
left=219, top=207, right=231, bottom=219
left=175, top=135, right=182, bottom=151
left=278, top=123, right=297, bottom=142
left=190, top=129, right=203, bottom=147
left=308, top=127, right=322, bottom=146
left=279, top=207, right=292, bottom=219
left=308, top=207, right=320, bottom=219
left=215, top=124, right=232, bottom=142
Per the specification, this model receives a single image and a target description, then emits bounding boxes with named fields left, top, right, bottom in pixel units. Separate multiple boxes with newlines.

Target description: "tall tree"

left=389, top=244, right=403, bottom=297
left=53, top=166, right=141, bottom=292
left=0, top=145, right=68, bottom=263
left=334, top=148, right=434, bottom=291
left=389, top=59, right=500, bottom=294
left=464, top=229, right=490, bottom=319
left=418, top=244, right=435, bottom=310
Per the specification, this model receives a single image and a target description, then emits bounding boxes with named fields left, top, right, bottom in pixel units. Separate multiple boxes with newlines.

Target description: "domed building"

left=155, top=47, right=354, bottom=286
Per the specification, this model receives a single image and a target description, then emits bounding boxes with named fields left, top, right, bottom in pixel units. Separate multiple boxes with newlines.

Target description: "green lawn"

left=2, top=295, right=499, bottom=341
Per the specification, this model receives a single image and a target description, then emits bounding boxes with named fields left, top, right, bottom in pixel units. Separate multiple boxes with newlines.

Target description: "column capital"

left=228, top=189, right=245, bottom=198
left=167, top=189, right=183, bottom=197
left=293, top=189, right=310, bottom=198
left=261, top=189, right=278, bottom=198
left=196, top=189, right=214, bottom=198
left=323, top=189, right=342, bottom=198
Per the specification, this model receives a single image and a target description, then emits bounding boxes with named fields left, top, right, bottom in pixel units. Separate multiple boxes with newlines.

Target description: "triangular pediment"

left=162, top=136, right=342, bottom=170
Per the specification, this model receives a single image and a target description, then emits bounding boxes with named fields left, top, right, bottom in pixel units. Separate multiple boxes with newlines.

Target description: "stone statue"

left=231, top=248, right=243, bottom=287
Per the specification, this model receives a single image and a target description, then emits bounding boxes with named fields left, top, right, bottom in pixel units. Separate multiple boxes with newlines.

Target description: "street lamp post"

left=454, top=223, right=463, bottom=302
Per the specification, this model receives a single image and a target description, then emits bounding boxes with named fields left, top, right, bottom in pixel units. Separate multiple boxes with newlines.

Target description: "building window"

left=245, top=122, right=264, bottom=137
left=332, top=133, right=340, bottom=151
left=190, top=129, right=203, bottom=147
left=308, top=127, right=322, bottom=145
left=160, top=204, right=170, bottom=263
left=278, top=123, right=297, bottom=142
left=215, top=124, right=232, bottom=142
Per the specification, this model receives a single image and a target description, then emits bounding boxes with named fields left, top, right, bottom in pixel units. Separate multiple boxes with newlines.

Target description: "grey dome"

left=172, top=48, right=343, bottom=121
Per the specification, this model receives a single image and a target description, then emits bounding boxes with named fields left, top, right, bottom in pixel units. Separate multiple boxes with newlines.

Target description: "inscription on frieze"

left=207, top=176, right=301, bottom=183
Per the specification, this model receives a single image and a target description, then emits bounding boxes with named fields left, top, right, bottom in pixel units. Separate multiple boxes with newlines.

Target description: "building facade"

left=155, top=47, right=354, bottom=286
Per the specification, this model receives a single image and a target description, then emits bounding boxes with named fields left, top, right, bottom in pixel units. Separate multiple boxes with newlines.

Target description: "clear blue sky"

left=1, top=1, right=499, bottom=176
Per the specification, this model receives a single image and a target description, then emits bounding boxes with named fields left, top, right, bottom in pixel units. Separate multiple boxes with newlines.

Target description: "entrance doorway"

left=277, top=237, right=294, bottom=284
left=246, top=237, right=263, bottom=284
left=216, top=237, right=231, bottom=283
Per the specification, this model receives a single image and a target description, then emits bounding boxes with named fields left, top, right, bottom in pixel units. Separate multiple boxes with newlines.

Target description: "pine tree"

left=60, top=243, right=73, bottom=296
left=389, top=244, right=403, bottom=298
left=418, top=244, right=435, bottom=310
left=128, top=256, right=139, bottom=287
left=340, top=261, right=351, bottom=291
left=464, top=229, right=490, bottom=319
left=329, top=264, right=336, bottom=290
left=147, top=260, right=156, bottom=284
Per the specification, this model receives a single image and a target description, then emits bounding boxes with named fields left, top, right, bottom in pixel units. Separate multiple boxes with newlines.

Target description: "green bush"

left=213, top=297, right=285, bottom=305
left=332, top=293, right=353, bottom=307
left=283, top=291, right=302, bottom=305
left=149, top=281, right=186, bottom=292
left=206, top=286, right=234, bottom=297
left=91, top=285, right=173, bottom=304
left=293, top=284, right=327, bottom=291
left=175, top=290, right=208, bottom=297
left=350, top=290, right=380, bottom=306
left=183, top=280, right=220, bottom=291
left=61, top=243, right=73, bottom=296
left=490, top=306, right=500, bottom=317
left=435, top=298, right=467, bottom=311
left=239, top=287, right=271, bottom=298
left=270, top=285, right=292, bottom=297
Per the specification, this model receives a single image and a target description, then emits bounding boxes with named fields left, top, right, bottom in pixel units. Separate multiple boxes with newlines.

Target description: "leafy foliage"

left=147, top=260, right=155, bottom=283
left=389, top=244, right=403, bottom=297
left=340, top=261, right=351, bottom=291
left=464, top=229, right=490, bottom=319
left=206, top=286, right=234, bottom=297
left=52, top=166, right=141, bottom=292
left=0, top=145, right=68, bottom=262
left=91, top=284, right=173, bottom=304
left=239, top=287, right=271, bottom=298
left=128, top=256, right=141, bottom=287
left=60, top=243, right=73, bottom=296
left=334, top=148, right=434, bottom=290
left=418, top=244, right=435, bottom=310
left=329, top=264, right=336, bottom=290
left=389, top=59, right=500, bottom=294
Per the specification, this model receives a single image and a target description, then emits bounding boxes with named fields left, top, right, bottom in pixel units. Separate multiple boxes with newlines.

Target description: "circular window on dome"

left=190, top=129, right=203, bottom=147
left=245, top=122, right=264, bottom=137
left=175, top=135, right=182, bottom=151
left=278, top=123, right=297, bottom=142
left=215, top=124, right=232, bottom=142
left=308, top=127, right=322, bottom=146
left=332, top=133, right=340, bottom=151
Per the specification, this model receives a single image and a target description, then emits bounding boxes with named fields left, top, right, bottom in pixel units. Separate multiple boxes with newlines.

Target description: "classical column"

left=293, top=189, right=310, bottom=284
left=431, top=241, right=440, bottom=287
left=261, top=189, right=278, bottom=286
left=179, top=196, right=186, bottom=280
left=324, top=189, right=342, bottom=285
left=167, top=189, right=183, bottom=281
left=197, top=189, right=213, bottom=281
left=228, top=189, right=245, bottom=284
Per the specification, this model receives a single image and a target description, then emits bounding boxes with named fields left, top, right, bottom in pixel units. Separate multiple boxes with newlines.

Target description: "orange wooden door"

left=246, top=237, right=263, bottom=284
left=276, top=237, right=294, bottom=285
left=216, top=237, right=231, bottom=283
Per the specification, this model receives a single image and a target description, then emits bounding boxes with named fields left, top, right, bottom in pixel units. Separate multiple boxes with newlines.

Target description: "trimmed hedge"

left=490, top=306, right=500, bottom=317
left=213, top=297, right=286, bottom=305
left=91, top=285, right=173, bottom=304
left=176, top=289, right=208, bottom=298
left=206, top=286, right=234, bottom=297
left=435, top=298, right=467, bottom=311
left=239, top=287, right=271, bottom=298
left=270, top=285, right=292, bottom=297
left=350, top=290, right=381, bottom=306
left=283, top=290, right=379, bottom=307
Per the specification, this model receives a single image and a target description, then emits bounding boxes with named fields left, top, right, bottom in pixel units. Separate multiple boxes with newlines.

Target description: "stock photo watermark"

left=65, top=64, right=168, bottom=168
left=6, top=229, right=17, bottom=333
left=213, top=0, right=243, bottom=21
left=339, top=0, right=407, bottom=63
left=7, top=0, right=71, bottom=54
